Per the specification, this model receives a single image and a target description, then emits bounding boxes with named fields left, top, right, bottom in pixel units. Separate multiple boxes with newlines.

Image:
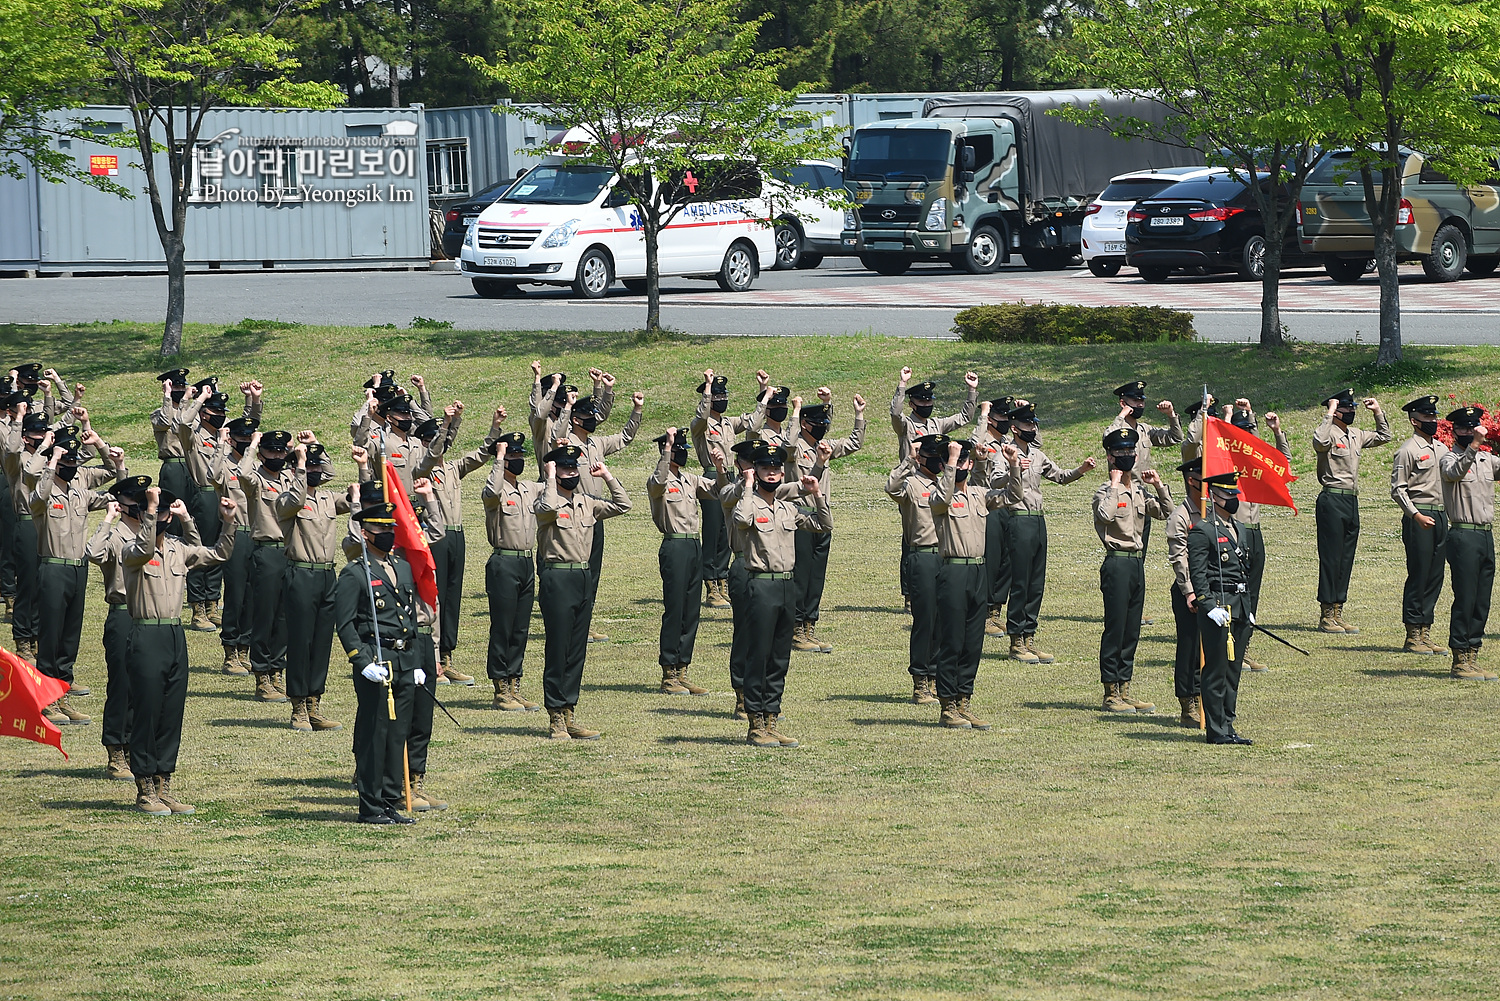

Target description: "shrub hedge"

left=953, top=302, right=1196, bottom=344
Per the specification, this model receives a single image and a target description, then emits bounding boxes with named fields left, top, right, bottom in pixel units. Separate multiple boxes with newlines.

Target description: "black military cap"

left=157, top=368, right=189, bottom=385
left=21, top=414, right=49, bottom=433
left=1176, top=457, right=1204, bottom=476
left=373, top=385, right=399, bottom=405
left=572, top=397, right=600, bottom=419
left=751, top=441, right=788, bottom=466
left=305, top=443, right=329, bottom=464
left=203, top=391, right=229, bottom=411
left=192, top=376, right=218, bottom=392
left=14, top=363, right=42, bottom=380
left=988, top=395, right=1017, bottom=415
left=379, top=395, right=413, bottom=415
left=110, top=475, right=152, bottom=500
left=363, top=370, right=397, bottom=390
left=905, top=381, right=937, bottom=400
left=1005, top=402, right=1038, bottom=423
left=697, top=375, right=729, bottom=394
left=1229, top=409, right=1257, bottom=431
left=259, top=430, right=292, bottom=450
left=1204, top=469, right=1240, bottom=488
left=915, top=432, right=951, bottom=456
left=1114, top=381, right=1147, bottom=399
left=653, top=431, right=687, bottom=447
left=765, top=386, right=791, bottom=406
left=1, top=391, right=27, bottom=408
left=495, top=431, right=527, bottom=456
left=1103, top=427, right=1141, bottom=452
left=730, top=440, right=760, bottom=463
left=52, top=442, right=83, bottom=464
left=539, top=372, right=567, bottom=394
left=154, top=488, right=179, bottom=511
left=358, top=480, right=385, bottom=505
left=950, top=439, right=975, bottom=462
left=1403, top=395, right=1440, bottom=415
left=226, top=416, right=259, bottom=436
left=413, top=418, right=441, bottom=441
left=800, top=404, right=831, bottom=424
left=353, top=502, right=396, bottom=524
left=543, top=444, right=583, bottom=467
left=1447, top=406, right=1486, bottom=428
left=1184, top=395, right=1218, bottom=419
left=1325, top=388, right=1356, bottom=407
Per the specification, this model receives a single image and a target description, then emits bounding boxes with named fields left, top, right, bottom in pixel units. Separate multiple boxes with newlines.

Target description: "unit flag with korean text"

left=383, top=459, right=439, bottom=608
left=1203, top=415, right=1298, bottom=513
left=0, top=647, right=69, bottom=759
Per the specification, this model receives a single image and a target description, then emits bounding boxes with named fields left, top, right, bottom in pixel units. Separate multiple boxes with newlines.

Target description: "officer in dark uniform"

left=334, top=501, right=422, bottom=825
left=1187, top=470, right=1254, bottom=745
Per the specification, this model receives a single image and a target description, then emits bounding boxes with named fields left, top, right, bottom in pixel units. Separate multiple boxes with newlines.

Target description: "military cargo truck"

left=840, top=91, right=1201, bottom=274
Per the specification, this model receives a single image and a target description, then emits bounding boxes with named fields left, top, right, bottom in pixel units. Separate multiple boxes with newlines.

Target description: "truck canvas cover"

left=922, top=90, right=1200, bottom=204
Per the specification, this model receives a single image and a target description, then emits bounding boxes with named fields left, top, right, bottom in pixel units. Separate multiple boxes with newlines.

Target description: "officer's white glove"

left=1247, top=611, right=1255, bottom=625
left=1207, top=607, right=1231, bottom=627
left=361, top=662, right=389, bottom=683
left=414, top=668, right=427, bottom=686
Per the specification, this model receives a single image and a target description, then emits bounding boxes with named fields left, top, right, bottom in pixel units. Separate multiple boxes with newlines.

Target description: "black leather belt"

left=363, top=635, right=409, bottom=651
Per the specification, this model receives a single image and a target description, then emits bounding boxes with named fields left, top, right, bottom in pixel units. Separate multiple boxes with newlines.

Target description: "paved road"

left=3, top=259, right=1496, bottom=343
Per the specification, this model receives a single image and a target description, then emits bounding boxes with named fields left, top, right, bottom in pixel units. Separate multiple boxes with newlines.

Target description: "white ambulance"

left=459, top=154, right=776, bottom=299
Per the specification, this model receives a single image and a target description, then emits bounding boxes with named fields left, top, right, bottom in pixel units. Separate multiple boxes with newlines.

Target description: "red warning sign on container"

left=89, top=155, right=119, bottom=176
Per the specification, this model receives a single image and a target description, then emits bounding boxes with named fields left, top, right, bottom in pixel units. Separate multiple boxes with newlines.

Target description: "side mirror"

left=960, top=145, right=976, bottom=171
left=603, top=189, right=630, bottom=208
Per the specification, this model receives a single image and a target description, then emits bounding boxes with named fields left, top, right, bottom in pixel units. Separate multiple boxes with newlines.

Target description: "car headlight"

left=924, top=198, right=947, bottom=231
left=540, top=219, right=580, bottom=249
left=843, top=209, right=857, bottom=231
left=463, top=223, right=475, bottom=249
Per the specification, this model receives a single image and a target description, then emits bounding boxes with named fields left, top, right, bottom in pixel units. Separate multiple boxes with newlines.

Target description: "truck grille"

left=858, top=205, right=921, bottom=225
left=477, top=227, right=542, bottom=250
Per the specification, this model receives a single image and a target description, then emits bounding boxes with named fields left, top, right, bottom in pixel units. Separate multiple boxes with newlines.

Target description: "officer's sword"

left=419, top=683, right=463, bottom=728
left=1249, top=621, right=1311, bottom=656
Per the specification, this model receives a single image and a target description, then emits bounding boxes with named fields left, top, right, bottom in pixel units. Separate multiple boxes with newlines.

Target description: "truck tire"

left=1237, top=234, right=1268, bottom=281
left=1087, top=259, right=1122, bottom=278
left=1020, top=247, right=1072, bottom=271
left=472, top=278, right=521, bottom=298
left=860, top=254, right=912, bottom=276
left=795, top=253, right=824, bottom=270
left=1467, top=255, right=1500, bottom=277
left=715, top=241, right=757, bottom=292
left=1138, top=266, right=1173, bottom=283
left=572, top=247, right=614, bottom=298
left=960, top=225, right=1005, bottom=274
left=1421, top=223, right=1468, bottom=282
left=1324, top=257, right=1369, bottom=284
left=772, top=222, right=802, bottom=270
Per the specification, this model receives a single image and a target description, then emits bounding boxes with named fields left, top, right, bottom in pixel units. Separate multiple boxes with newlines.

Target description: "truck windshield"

left=1307, top=151, right=1411, bottom=185
left=848, top=129, right=951, bottom=182
left=501, top=164, right=615, bottom=204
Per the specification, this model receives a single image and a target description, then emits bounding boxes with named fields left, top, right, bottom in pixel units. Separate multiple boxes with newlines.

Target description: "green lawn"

left=1, top=321, right=1497, bottom=999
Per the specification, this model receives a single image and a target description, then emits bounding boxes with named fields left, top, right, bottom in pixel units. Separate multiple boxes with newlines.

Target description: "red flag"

left=1203, top=416, right=1299, bottom=513
left=0, top=647, right=69, bottom=759
left=382, top=460, right=438, bottom=608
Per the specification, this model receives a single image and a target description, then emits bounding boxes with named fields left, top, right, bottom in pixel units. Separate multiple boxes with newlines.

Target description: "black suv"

left=438, top=179, right=517, bottom=259
left=1125, top=173, right=1317, bottom=282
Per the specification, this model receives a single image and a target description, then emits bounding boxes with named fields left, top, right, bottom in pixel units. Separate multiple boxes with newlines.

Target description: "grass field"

left=1, top=320, right=1498, bottom=1000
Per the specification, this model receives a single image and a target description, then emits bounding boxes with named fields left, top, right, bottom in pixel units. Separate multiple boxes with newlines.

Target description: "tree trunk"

left=1374, top=224, right=1402, bottom=364
left=644, top=218, right=661, bottom=331
left=1259, top=236, right=1284, bottom=349
left=161, top=234, right=186, bottom=358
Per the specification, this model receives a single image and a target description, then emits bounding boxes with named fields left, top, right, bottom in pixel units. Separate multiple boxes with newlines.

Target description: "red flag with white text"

left=382, top=460, right=438, bottom=608
left=1202, top=416, right=1298, bottom=513
left=0, top=647, right=69, bottom=759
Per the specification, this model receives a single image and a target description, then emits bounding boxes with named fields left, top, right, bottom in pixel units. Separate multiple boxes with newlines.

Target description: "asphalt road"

left=3, top=258, right=1497, bottom=343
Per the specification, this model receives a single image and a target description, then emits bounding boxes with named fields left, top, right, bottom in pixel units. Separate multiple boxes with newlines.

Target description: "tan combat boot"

left=42, top=700, right=69, bottom=726
left=272, top=670, right=289, bottom=698
left=1025, top=635, right=1054, bottom=664
left=1102, top=683, right=1135, bottom=713
left=440, top=653, right=475, bottom=686
left=189, top=601, right=215, bottom=632
left=1331, top=603, right=1359, bottom=634
left=69, top=680, right=90, bottom=697
left=763, top=712, right=798, bottom=747
left=1403, top=624, right=1428, bottom=654
left=746, top=712, right=780, bottom=747
left=912, top=675, right=938, bottom=705
left=411, top=773, right=448, bottom=811
left=1423, top=626, right=1448, bottom=657
left=939, top=697, right=971, bottom=729
left=135, top=776, right=169, bottom=816
left=290, top=698, right=312, bottom=732
left=493, top=678, right=524, bottom=711
left=255, top=672, right=288, bottom=703
left=791, top=622, right=820, bottom=652
left=55, top=694, right=91, bottom=725
left=1450, top=649, right=1485, bottom=680
left=105, top=745, right=132, bottom=781
left=806, top=623, right=833, bottom=653
left=236, top=647, right=252, bottom=678
left=154, top=774, right=194, bottom=814
left=660, top=665, right=689, bottom=695
left=587, top=627, right=609, bottom=643
left=984, top=608, right=1005, bottom=637
left=306, top=695, right=342, bottom=731
left=1119, top=681, right=1155, bottom=713
left=1242, top=655, right=1270, bottom=672
left=546, top=707, right=571, bottom=740
left=207, top=599, right=223, bottom=627
left=707, top=580, right=731, bottom=609
left=676, top=665, right=709, bottom=695
left=1179, top=696, right=1203, bottom=728
left=1472, top=650, right=1499, bottom=682
left=957, top=695, right=991, bottom=730
left=221, top=644, right=248, bottom=676
left=564, top=705, right=600, bottom=740
left=509, top=677, right=540, bottom=711
left=1318, top=603, right=1345, bottom=633
left=732, top=688, right=748, bottom=721
left=1009, top=635, right=1040, bottom=664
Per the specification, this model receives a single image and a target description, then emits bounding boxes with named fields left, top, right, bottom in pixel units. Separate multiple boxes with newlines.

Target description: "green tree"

left=84, top=0, right=344, bottom=358
left=1060, top=0, right=1344, bottom=349
left=1314, top=0, right=1500, bottom=365
left=476, top=0, right=843, bottom=331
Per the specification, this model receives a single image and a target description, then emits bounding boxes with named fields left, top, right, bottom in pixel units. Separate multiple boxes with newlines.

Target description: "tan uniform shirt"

left=690, top=394, right=753, bottom=470
left=732, top=485, right=833, bottom=573
left=173, top=393, right=260, bottom=488
left=87, top=516, right=198, bottom=604
left=481, top=466, right=544, bottom=551
left=885, top=460, right=941, bottom=548
left=1391, top=434, right=1449, bottom=518
left=210, top=447, right=254, bottom=529
left=1003, top=443, right=1085, bottom=513
left=972, top=425, right=1013, bottom=489
left=238, top=462, right=296, bottom=542
left=416, top=439, right=492, bottom=527
left=1104, top=412, right=1184, bottom=471
left=535, top=476, right=632, bottom=563
left=719, top=478, right=806, bottom=556
left=151, top=403, right=185, bottom=459
left=278, top=469, right=353, bottom=564
left=1092, top=478, right=1172, bottom=552
left=931, top=466, right=1014, bottom=558
left=792, top=420, right=864, bottom=502
left=646, top=455, right=719, bottom=535
left=3, top=441, right=46, bottom=516
left=122, top=509, right=236, bottom=619
left=363, top=428, right=427, bottom=495
left=29, top=466, right=119, bottom=559
left=1312, top=411, right=1392, bottom=489
left=528, top=382, right=570, bottom=462
left=890, top=385, right=978, bottom=460
left=1165, top=499, right=1203, bottom=597
left=1440, top=445, right=1500, bottom=525
left=567, top=407, right=642, bottom=496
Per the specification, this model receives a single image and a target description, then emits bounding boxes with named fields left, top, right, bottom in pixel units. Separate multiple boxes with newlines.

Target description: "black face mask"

left=911, top=403, right=935, bottom=419
left=307, top=469, right=329, bottom=487
left=505, top=458, right=527, bottom=476
left=990, top=420, right=1012, bottom=436
left=557, top=474, right=580, bottom=491
left=390, top=418, right=413, bottom=433
left=804, top=424, right=829, bottom=441
left=710, top=399, right=729, bottom=414
left=262, top=455, right=287, bottom=472
left=670, top=446, right=690, bottom=466
left=23, top=436, right=43, bottom=452
left=1417, top=420, right=1438, bottom=436
left=921, top=455, right=945, bottom=475
left=170, top=388, right=186, bottom=403
left=202, top=412, right=225, bottom=429
left=755, top=475, right=781, bottom=493
left=767, top=407, right=788, bottom=423
left=1214, top=492, right=1240, bottom=515
left=1015, top=429, right=1037, bottom=444
left=368, top=530, right=396, bottom=553
left=1125, top=404, right=1145, bottom=419
left=1113, top=454, right=1137, bottom=472
left=122, top=505, right=142, bottom=521
left=1456, top=434, right=1475, bottom=449
left=1335, top=409, right=1356, bottom=425
left=55, top=464, right=78, bottom=482
left=955, top=466, right=970, bottom=483
left=577, top=417, right=599, bottom=433
left=231, top=438, right=253, bottom=455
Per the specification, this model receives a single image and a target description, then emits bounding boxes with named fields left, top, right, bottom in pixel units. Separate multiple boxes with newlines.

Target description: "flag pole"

left=1198, top=385, right=1210, bottom=731
left=378, top=456, right=414, bottom=815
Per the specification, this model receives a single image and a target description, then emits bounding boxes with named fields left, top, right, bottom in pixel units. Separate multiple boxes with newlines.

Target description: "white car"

left=765, top=160, right=846, bottom=270
left=1082, top=166, right=1224, bottom=276
left=460, top=158, right=775, bottom=298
